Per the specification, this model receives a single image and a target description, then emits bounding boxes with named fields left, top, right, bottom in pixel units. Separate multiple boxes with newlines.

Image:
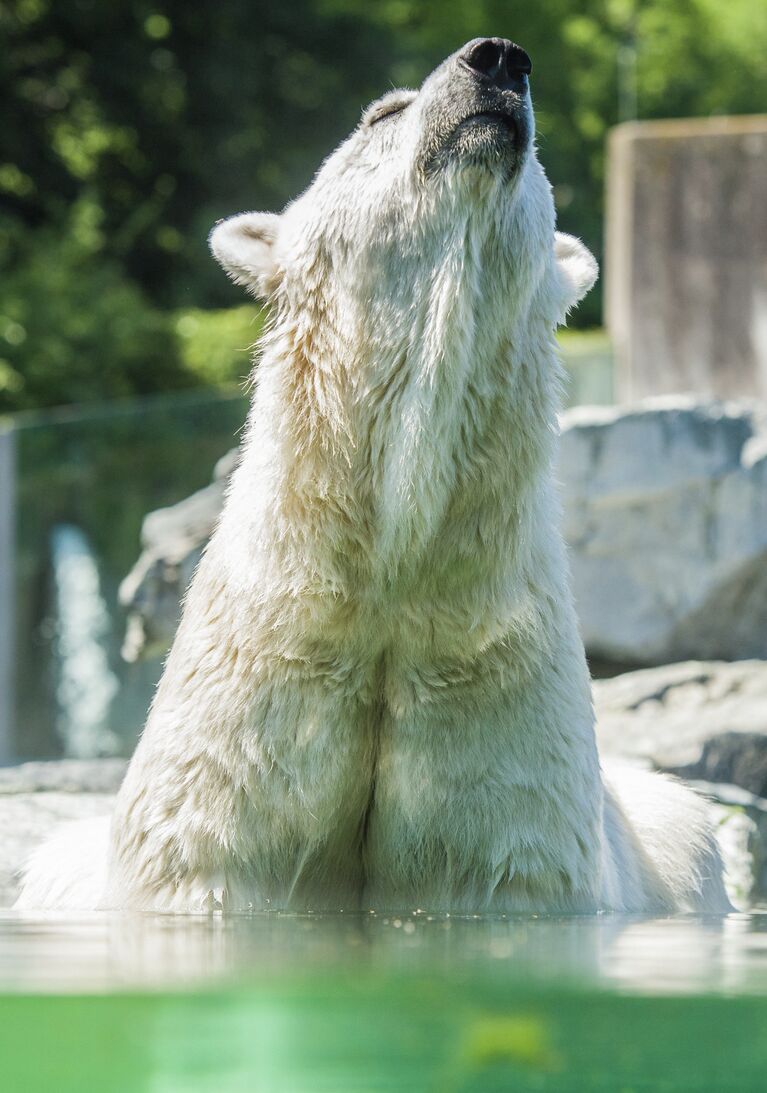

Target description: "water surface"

left=2, top=910, right=767, bottom=1091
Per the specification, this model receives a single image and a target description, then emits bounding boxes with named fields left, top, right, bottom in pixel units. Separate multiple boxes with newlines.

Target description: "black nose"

left=460, top=38, right=532, bottom=92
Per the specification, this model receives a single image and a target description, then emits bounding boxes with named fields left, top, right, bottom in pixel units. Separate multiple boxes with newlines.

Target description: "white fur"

left=208, top=211, right=281, bottom=298
left=600, top=762, right=730, bottom=913
left=553, top=231, right=599, bottom=322
left=17, top=48, right=731, bottom=915
left=15, top=815, right=111, bottom=912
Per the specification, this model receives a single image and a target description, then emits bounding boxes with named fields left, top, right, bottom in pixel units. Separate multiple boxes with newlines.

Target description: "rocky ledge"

left=594, top=659, right=767, bottom=904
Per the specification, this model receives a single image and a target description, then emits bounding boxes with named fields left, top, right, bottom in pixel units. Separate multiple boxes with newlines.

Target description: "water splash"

left=50, top=523, right=119, bottom=757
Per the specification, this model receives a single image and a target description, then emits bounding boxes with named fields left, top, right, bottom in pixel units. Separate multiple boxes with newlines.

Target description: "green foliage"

left=0, top=210, right=188, bottom=413
left=2, top=0, right=767, bottom=405
left=0, top=0, right=400, bottom=311
left=175, top=306, right=262, bottom=387
left=558, top=328, right=614, bottom=406
left=0, top=201, right=263, bottom=412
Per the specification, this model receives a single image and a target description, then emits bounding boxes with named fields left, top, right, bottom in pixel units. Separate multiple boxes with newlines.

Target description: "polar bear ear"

left=553, top=232, right=598, bottom=323
left=209, top=212, right=281, bottom=299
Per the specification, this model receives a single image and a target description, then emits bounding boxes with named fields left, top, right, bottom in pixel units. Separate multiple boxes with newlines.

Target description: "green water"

left=1, top=911, right=767, bottom=1091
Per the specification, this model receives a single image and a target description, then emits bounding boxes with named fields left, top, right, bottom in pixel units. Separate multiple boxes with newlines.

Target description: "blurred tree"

left=0, top=0, right=396, bottom=310
left=1, top=0, right=767, bottom=407
left=0, top=214, right=183, bottom=411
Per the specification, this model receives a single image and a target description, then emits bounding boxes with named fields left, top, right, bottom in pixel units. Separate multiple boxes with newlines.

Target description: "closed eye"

left=361, top=90, right=417, bottom=128
left=369, top=104, right=406, bottom=125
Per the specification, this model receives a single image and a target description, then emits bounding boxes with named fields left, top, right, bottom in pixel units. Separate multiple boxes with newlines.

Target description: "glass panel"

left=12, top=389, right=247, bottom=761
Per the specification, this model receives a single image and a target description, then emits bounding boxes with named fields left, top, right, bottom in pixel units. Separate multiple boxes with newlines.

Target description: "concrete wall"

left=0, top=425, right=14, bottom=763
left=606, top=115, right=767, bottom=401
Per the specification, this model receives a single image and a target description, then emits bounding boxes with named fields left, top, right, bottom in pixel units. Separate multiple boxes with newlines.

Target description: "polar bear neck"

left=225, top=182, right=562, bottom=612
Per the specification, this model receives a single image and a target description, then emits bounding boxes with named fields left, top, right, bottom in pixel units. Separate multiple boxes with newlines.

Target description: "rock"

left=593, top=659, right=767, bottom=786
left=560, top=399, right=767, bottom=664
left=119, top=399, right=767, bottom=668
left=0, top=758, right=127, bottom=795
left=119, top=449, right=238, bottom=661
left=670, top=735, right=767, bottom=798
left=594, top=659, right=767, bottom=905
left=0, top=759, right=120, bottom=907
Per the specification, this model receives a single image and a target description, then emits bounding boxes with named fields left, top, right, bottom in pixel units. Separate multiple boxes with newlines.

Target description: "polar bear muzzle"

left=415, top=37, right=534, bottom=177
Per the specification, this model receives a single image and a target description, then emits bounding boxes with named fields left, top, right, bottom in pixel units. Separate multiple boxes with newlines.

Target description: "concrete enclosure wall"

left=606, top=115, right=767, bottom=401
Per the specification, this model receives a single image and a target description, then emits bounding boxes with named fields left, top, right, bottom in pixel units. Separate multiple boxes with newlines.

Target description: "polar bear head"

left=210, top=38, right=596, bottom=338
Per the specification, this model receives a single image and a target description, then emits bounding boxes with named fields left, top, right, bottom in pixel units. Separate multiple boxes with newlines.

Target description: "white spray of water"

left=50, top=523, right=119, bottom=758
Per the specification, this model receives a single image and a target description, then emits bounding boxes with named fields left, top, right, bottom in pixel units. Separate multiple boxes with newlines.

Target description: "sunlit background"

left=3, top=8, right=767, bottom=1089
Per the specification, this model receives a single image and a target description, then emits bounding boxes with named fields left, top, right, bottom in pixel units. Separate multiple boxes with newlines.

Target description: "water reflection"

left=1, top=910, right=766, bottom=995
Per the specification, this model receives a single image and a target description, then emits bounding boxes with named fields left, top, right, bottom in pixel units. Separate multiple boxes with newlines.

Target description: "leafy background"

left=2, top=0, right=767, bottom=412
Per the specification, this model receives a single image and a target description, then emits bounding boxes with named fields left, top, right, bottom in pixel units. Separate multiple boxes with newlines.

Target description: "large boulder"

left=594, top=659, right=767, bottom=784
left=118, top=449, right=238, bottom=662
left=560, top=398, right=767, bottom=664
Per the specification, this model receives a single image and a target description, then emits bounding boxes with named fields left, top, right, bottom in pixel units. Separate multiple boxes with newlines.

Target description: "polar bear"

left=17, top=38, right=730, bottom=914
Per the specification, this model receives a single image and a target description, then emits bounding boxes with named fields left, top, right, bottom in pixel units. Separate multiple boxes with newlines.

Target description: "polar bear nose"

left=460, top=38, right=532, bottom=91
